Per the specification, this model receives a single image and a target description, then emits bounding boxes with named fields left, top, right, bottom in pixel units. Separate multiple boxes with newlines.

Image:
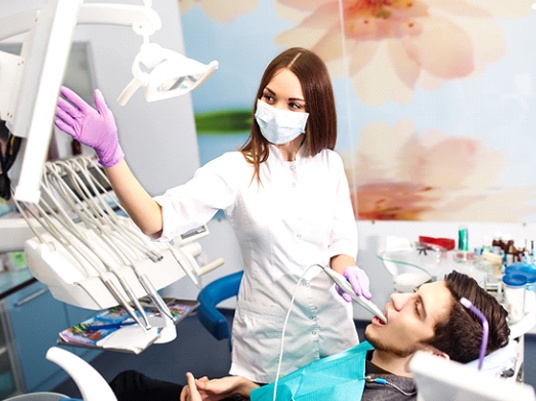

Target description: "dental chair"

left=410, top=350, right=536, bottom=401
left=196, top=271, right=243, bottom=350
left=4, top=347, right=116, bottom=401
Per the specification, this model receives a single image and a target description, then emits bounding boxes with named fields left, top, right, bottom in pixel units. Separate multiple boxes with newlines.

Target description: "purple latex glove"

left=55, top=86, right=124, bottom=167
left=336, top=266, right=372, bottom=302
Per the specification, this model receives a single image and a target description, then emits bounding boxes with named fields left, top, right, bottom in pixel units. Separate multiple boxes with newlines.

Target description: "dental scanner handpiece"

left=320, top=265, right=387, bottom=323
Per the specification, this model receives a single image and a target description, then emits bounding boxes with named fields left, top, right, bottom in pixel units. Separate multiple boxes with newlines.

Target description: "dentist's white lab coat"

left=154, top=144, right=359, bottom=383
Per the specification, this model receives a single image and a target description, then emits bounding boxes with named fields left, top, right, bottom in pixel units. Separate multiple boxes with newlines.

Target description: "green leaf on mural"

left=194, top=109, right=252, bottom=134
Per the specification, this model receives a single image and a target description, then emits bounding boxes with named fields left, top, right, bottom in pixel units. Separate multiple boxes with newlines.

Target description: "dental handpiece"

left=320, top=265, right=388, bottom=323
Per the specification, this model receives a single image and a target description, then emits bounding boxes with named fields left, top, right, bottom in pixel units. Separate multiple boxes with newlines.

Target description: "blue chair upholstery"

left=196, top=271, right=243, bottom=344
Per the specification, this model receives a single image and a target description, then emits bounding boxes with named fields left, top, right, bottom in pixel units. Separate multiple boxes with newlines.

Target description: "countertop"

left=0, top=268, right=36, bottom=300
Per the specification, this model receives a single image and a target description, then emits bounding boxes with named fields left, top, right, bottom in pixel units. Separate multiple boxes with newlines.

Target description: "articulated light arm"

left=0, top=1, right=217, bottom=203
left=0, top=4, right=161, bottom=41
left=0, top=2, right=163, bottom=126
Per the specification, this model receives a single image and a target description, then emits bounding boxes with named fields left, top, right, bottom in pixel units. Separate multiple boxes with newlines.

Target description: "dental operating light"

left=118, top=42, right=219, bottom=105
left=0, top=0, right=218, bottom=204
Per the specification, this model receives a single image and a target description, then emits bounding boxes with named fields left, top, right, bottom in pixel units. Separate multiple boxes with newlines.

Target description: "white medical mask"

left=254, top=99, right=309, bottom=144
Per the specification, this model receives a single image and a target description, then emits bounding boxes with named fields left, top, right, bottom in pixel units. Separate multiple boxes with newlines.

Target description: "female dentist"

left=55, top=47, right=372, bottom=384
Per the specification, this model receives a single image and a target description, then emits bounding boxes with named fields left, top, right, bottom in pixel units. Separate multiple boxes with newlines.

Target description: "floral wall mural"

left=178, top=0, right=536, bottom=222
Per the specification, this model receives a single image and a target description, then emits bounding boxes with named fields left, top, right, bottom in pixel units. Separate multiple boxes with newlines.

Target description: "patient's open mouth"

left=373, top=315, right=387, bottom=326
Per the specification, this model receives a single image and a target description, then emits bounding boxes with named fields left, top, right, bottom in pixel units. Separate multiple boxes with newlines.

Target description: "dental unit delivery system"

left=14, top=156, right=224, bottom=333
left=320, top=265, right=388, bottom=323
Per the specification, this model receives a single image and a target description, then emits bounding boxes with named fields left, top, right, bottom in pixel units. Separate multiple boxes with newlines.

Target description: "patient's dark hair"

left=427, top=271, right=510, bottom=363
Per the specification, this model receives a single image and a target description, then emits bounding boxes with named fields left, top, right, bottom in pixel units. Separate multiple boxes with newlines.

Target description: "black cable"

left=0, top=121, right=22, bottom=200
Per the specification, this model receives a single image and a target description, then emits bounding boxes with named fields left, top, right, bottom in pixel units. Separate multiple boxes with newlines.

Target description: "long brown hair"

left=239, top=47, right=337, bottom=183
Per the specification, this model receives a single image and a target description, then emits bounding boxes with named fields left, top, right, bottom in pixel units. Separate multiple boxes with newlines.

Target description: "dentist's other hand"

left=336, top=266, right=372, bottom=302
left=55, top=86, right=124, bottom=167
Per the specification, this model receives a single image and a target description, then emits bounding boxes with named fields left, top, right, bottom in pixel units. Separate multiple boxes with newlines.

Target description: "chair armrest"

left=196, top=271, right=243, bottom=341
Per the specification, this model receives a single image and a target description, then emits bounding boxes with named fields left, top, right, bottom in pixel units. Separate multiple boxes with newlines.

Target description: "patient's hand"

left=180, top=373, right=259, bottom=401
left=181, top=372, right=202, bottom=401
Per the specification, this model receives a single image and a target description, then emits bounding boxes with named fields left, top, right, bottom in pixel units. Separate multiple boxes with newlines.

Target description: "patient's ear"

left=421, top=346, right=450, bottom=360
left=405, top=346, right=450, bottom=373
left=415, top=345, right=450, bottom=360
left=428, top=348, right=450, bottom=360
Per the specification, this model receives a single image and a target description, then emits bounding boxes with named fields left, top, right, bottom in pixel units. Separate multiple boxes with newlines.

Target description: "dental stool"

left=196, top=271, right=243, bottom=349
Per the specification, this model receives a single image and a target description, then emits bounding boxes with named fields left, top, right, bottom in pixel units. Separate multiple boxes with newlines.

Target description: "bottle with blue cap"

left=505, top=262, right=536, bottom=315
left=502, top=273, right=527, bottom=323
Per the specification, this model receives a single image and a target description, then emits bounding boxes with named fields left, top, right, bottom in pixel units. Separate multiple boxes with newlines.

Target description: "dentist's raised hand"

left=55, top=86, right=124, bottom=167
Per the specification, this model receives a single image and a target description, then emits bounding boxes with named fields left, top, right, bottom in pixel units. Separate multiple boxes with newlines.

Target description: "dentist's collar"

left=268, top=142, right=306, bottom=162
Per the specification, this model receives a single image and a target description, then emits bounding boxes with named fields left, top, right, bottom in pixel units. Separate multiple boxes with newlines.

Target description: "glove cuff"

left=97, top=142, right=124, bottom=168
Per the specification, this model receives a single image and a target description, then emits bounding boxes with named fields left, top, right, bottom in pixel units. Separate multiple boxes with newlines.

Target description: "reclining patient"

left=111, top=271, right=510, bottom=401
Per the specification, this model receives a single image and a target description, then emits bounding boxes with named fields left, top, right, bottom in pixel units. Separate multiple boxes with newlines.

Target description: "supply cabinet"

left=1, top=280, right=101, bottom=397
left=0, top=301, right=22, bottom=399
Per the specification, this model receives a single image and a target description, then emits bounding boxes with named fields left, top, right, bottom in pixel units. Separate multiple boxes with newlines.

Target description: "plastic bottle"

left=481, top=236, right=493, bottom=254
left=458, top=226, right=469, bottom=252
left=503, top=273, right=527, bottom=323
left=492, top=231, right=503, bottom=254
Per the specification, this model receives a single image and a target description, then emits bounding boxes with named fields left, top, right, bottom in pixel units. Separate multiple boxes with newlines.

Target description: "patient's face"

left=364, top=280, right=453, bottom=357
